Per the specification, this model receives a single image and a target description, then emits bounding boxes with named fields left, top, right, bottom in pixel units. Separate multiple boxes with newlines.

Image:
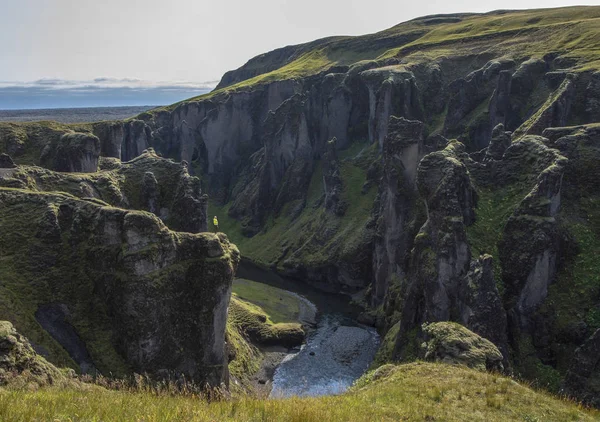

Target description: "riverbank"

left=231, top=268, right=380, bottom=398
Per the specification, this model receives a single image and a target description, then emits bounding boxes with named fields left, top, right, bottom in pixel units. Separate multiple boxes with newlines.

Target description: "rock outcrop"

left=40, top=131, right=101, bottom=173
left=421, top=322, right=504, bottom=372
left=1, top=149, right=208, bottom=233
left=499, top=137, right=567, bottom=329
left=0, top=189, right=239, bottom=386
left=322, top=137, right=345, bottom=216
left=561, top=329, right=600, bottom=408
left=0, top=320, right=69, bottom=387
left=0, top=153, right=16, bottom=169
left=371, top=116, right=424, bottom=306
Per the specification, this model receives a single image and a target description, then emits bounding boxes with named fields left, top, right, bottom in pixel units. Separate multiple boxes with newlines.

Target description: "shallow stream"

left=270, top=314, right=379, bottom=397
left=237, top=260, right=380, bottom=398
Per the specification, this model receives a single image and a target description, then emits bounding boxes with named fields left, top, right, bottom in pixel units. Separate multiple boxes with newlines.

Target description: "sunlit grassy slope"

left=232, top=278, right=302, bottom=324
left=1, top=362, right=597, bottom=422
left=170, top=6, right=600, bottom=108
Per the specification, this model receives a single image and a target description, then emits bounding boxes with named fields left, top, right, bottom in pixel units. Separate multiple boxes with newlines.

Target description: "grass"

left=157, top=6, right=600, bottom=113
left=0, top=362, right=597, bottom=421
left=466, top=184, right=530, bottom=292
left=209, top=146, right=377, bottom=271
left=228, top=297, right=304, bottom=348
left=227, top=278, right=310, bottom=385
left=232, top=279, right=302, bottom=324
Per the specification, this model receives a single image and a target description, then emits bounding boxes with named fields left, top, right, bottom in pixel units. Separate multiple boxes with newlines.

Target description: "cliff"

left=0, top=188, right=239, bottom=386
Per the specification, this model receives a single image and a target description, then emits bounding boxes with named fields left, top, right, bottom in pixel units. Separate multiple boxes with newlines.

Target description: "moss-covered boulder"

left=0, top=320, right=69, bottom=387
left=422, top=322, right=504, bottom=372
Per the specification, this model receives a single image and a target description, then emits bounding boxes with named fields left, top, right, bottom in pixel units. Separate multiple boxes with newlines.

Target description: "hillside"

left=1, top=4, right=600, bottom=411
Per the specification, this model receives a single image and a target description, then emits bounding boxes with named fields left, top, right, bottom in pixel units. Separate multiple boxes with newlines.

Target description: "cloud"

left=0, top=78, right=219, bottom=91
left=0, top=78, right=219, bottom=109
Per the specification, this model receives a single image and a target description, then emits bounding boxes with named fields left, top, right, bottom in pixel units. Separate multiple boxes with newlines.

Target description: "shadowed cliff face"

left=77, top=52, right=598, bottom=293
left=0, top=189, right=239, bottom=386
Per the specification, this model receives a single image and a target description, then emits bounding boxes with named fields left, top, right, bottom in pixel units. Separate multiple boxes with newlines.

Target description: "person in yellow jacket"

left=213, top=216, right=219, bottom=233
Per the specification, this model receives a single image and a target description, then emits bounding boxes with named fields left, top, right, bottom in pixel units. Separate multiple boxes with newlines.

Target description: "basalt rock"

left=393, top=142, right=478, bottom=359
left=0, top=189, right=239, bottom=386
left=499, top=137, right=567, bottom=329
left=561, top=329, right=600, bottom=408
left=142, top=171, right=159, bottom=214
left=40, top=131, right=101, bottom=173
left=444, top=59, right=516, bottom=146
left=322, top=137, right=345, bottom=216
left=484, top=124, right=512, bottom=162
left=4, top=149, right=209, bottom=233
left=371, top=116, right=424, bottom=306
left=0, top=153, right=16, bottom=169
left=461, top=255, right=509, bottom=366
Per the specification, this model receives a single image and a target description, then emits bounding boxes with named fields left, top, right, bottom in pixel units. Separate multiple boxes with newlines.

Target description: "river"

left=237, top=260, right=380, bottom=398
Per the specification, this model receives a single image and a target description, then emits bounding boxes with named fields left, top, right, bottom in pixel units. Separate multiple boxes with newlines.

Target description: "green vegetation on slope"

left=232, top=279, right=301, bottom=324
left=209, top=148, right=376, bottom=272
left=466, top=184, right=530, bottom=292
left=0, top=362, right=596, bottom=421
left=226, top=279, right=309, bottom=383
left=165, top=6, right=600, bottom=110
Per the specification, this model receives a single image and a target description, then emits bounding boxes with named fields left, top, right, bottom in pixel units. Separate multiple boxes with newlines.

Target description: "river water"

left=237, top=260, right=380, bottom=398
left=270, top=314, right=379, bottom=397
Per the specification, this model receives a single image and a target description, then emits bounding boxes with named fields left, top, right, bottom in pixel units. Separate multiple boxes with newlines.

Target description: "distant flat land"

left=0, top=106, right=155, bottom=123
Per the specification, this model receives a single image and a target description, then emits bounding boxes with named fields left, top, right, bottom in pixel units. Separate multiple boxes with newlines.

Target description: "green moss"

left=228, top=298, right=304, bottom=348
left=373, top=322, right=400, bottom=366
left=232, top=279, right=302, bottom=324
left=225, top=308, right=262, bottom=381
left=209, top=156, right=376, bottom=273
left=467, top=184, right=529, bottom=292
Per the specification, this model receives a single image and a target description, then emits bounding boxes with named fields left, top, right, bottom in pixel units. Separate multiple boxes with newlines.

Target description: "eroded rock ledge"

left=0, top=188, right=239, bottom=387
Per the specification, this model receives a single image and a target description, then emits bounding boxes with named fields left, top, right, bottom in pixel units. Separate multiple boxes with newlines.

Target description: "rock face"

left=371, top=116, right=424, bottom=306
left=322, top=137, right=345, bottom=216
left=561, top=329, right=600, bottom=408
left=0, top=189, right=239, bottom=386
left=2, top=149, right=208, bottom=233
left=0, top=320, right=68, bottom=387
left=462, top=255, right=509, bottom=364
left=0, top=153, right=16, bottom=168
left=41, top=131, right=101, bottom=173
left=421, top=322, right=504, bottom=372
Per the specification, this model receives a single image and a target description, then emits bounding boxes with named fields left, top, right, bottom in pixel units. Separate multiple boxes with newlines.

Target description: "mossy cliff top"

left=0, top=148, right=208, bottom=233
left=0, top=187, right=239, bottom=386
left=184, top=6, right=600, bottom=104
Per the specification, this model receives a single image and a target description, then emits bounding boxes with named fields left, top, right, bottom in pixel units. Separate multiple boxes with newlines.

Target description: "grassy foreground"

left=0, top=362, right=597, bottom=422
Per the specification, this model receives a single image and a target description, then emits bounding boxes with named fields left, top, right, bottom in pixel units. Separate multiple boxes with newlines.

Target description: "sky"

left=1, top=0, right=598, bottom=109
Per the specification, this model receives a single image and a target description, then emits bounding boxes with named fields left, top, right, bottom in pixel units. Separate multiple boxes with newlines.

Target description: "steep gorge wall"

left=83, top=53, right=600, bottom=292
left=0, top=189, right=240, bottom=386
